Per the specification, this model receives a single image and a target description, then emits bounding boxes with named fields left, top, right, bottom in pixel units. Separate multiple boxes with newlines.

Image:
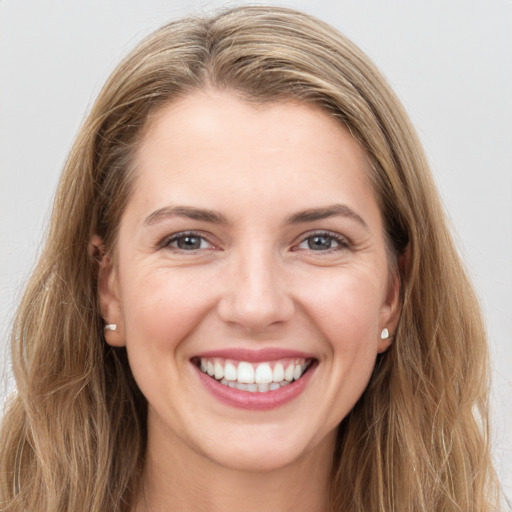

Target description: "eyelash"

left=160, top=231, right=216, bottom=252
left=160, top=230, right=350, bottom=254
left=294, top=231, right=350, bottom=253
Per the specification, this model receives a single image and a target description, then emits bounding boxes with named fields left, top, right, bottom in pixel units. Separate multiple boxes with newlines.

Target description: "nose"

left=217, top=244, right=295, bottom=333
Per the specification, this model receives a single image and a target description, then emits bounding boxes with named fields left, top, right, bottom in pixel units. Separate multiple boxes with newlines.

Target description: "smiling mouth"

left=192, top=357, right=315, bottom=393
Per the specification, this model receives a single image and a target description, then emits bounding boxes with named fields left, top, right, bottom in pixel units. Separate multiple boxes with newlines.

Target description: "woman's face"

left=99, top=90, right=400, bottom=473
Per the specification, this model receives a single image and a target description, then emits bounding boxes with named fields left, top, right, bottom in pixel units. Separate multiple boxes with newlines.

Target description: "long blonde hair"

left=0, top=6, right=499, bottom=511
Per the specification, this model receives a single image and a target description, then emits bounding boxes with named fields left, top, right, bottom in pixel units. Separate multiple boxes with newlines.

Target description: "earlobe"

left=377, top=270, right=402, bottom=354
left=89, top=235, right=126, bottom=347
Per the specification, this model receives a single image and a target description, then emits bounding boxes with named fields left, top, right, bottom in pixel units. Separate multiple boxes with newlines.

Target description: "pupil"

left=308, top=235, right=332, bottom=250
left=178, top=235, right=200, bottom=250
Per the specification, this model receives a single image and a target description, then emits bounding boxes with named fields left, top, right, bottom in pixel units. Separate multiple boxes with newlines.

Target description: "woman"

left=0, top=5, right=501, bottom=511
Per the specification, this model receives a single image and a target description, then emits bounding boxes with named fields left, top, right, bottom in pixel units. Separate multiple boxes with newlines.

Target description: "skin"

left=95, top=90, right=401, bottom=512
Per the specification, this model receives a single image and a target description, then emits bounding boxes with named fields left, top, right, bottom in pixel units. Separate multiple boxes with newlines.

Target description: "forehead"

left=131, top=90, right=380, bottom=224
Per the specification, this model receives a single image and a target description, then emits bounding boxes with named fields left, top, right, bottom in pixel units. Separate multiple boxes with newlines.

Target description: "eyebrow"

left=285, top=204, right=368, bottom=229
left=143, top=203, right=368, bottom=229
left=144, top=206, right=229, bottom=226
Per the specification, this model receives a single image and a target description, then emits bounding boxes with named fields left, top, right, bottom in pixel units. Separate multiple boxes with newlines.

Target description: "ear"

left=89, top=235, right=126, bottom=347
left=377, top=267, right=402, bottom=354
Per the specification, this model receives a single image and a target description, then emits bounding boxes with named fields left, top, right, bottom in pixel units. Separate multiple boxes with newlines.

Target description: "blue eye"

left=164, top=232, right=212, bottom=251
left=297, top=232, right=347, bottom=251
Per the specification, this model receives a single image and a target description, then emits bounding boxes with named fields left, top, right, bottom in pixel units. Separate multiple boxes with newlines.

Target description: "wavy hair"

left=0, top=6, right=499, bottom=511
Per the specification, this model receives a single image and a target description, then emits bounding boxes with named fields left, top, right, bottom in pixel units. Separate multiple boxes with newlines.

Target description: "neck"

left=133, top=421, right=335, bottom=512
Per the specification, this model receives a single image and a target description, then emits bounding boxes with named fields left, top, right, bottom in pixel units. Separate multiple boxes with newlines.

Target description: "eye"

left=296, top=232, right=348, bottom=252
left=163, top=232, right=214, bottom=251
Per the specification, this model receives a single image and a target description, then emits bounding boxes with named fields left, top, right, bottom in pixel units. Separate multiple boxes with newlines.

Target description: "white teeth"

left=224, top=362, right=237, bottom=381
left=284, top=363, right=294, bottom=382
left=198, top=357, right=312, bottom=391
left=217, top=379, right=293, bottom=392
left=214, top=361, right=224, bottom=380
left=273, top=363, right=284, bottom=382
left=254, top=363, right=273, bottom=384
left=237, top=362, right=255, bottom=384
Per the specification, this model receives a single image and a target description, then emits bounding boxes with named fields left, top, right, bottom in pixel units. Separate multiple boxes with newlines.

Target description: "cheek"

left=117, top=267, right=220, bottom=413
left=285, top=271, right=386, bottom=434
left=302, top=270, right=384, bottom=351
left=120, top=267, right=217, bottom=356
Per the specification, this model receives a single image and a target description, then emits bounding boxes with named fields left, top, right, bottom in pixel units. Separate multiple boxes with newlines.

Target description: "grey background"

left=1, top=0, right=511, bottom=497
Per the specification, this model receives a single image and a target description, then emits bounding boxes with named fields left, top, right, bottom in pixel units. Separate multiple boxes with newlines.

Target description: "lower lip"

left=194, top=363, right=316, bottom=411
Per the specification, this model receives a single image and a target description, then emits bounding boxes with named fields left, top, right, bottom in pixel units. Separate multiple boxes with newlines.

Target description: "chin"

left=195, top=423, right=336, bottom=474
left=205, top=444, right=306, bottom=473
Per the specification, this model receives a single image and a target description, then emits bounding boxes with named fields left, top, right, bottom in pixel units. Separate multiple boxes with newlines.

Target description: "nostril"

left=217, top=290, right=295, bottom=333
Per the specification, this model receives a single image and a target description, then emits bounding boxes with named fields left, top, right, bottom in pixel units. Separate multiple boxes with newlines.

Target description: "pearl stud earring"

left=380, top=328, right=390, bottom=340
left=104, top=324, right=117, bottom=332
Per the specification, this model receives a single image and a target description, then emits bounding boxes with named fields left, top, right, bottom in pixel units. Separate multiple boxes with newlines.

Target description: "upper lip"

left=192, top=347, right=316, bottom=362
